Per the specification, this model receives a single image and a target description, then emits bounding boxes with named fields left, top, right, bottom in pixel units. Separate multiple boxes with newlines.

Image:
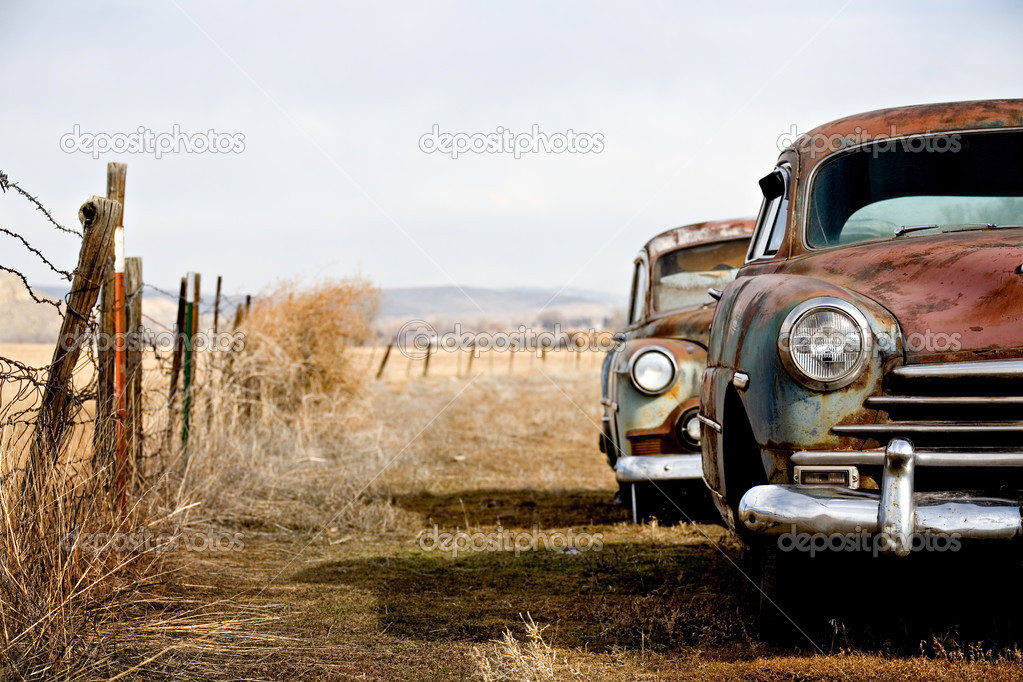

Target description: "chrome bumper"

left=738, top=438, right=1023, bottom=556
left=615, top=454, right=703, bottom=483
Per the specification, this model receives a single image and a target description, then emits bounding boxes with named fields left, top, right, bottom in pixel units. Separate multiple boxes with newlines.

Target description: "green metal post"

left=181, top=273, right=196, bottom=460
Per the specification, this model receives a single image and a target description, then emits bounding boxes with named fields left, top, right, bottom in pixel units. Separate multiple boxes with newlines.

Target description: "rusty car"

left=600, top=218, right=754, bottom=523
left=699, top=99, right=1023, bottom=623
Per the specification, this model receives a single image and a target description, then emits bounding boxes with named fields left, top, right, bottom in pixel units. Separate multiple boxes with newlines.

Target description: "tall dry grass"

left=472, top=614, right=582, bottom=681
left=0, top=276, right=385, bottom=678
left=166, top=277, right=406, bottom=534
left=0, top=411, right=174, bottom=677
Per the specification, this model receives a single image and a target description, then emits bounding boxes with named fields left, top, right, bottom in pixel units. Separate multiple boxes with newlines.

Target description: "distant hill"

left=0, top=273, right=63, bottom=343
left=2, top=274, right=200, bottom=344
left=377, top=286, right=625, bottom=336
left=3, top=277, right=625, bottom=344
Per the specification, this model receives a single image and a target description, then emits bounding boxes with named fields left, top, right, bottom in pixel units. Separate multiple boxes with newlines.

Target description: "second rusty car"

left=600, top=218, right=754, bottom=522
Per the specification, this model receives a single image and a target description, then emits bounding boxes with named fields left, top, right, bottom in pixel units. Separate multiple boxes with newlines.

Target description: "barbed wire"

left=0, top=171, right=82, bottom=237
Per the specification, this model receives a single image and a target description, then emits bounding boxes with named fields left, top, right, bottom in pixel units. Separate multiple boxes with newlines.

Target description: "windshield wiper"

left=895, top=223, right=1023, bottom=238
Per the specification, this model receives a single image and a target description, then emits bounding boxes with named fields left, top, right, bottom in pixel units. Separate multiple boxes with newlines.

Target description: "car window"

left=651, top=239, right=748, bottom=312
left=627, top=258, right=648, bottom=325
left=746, top=165, right=790, bottom=261
left=807, top=130, right=1023, bottom=247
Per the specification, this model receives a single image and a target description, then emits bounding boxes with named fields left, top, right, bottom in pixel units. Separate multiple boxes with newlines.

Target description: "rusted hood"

left=785, top=229, right=1023, bottom=363
left=634, top=305, right=716, bottom=348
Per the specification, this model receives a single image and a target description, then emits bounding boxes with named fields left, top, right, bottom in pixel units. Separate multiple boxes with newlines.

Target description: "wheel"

left=756, top=542, right=810, bottom=645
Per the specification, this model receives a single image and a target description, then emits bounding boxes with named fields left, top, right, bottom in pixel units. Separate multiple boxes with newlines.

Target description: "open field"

left=120, top=358, right=1023, bottom=680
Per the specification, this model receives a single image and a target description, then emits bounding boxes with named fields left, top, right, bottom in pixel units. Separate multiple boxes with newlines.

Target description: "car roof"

left=787, top=98, right=1023, bottom=169
left=643, top=218, right=755, bottom=261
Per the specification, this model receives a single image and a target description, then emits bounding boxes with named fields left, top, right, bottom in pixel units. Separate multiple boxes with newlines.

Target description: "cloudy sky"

left=1, top=0, right=1021, bottom=308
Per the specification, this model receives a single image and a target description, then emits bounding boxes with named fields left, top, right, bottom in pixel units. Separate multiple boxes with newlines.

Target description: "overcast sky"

left=1, top=1, right=1021, bottom=308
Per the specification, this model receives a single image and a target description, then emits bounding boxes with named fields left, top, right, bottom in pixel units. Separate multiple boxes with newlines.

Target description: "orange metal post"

left=113, top=226, right=127, bottom=518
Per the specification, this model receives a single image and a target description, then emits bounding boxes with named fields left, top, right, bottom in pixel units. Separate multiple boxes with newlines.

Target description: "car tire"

left=756, top=542, right=809, bottom=645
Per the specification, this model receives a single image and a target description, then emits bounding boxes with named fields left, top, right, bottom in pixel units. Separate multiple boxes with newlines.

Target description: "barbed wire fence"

left=0, top=165, right=254, bottom=519
left=0, top=165, right=262, bottom=675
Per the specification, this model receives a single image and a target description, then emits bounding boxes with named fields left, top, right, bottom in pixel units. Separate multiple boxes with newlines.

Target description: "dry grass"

left=7, top=275, right=1023, bottom=679
left=0, top=277, right=389, bottom=679
left=164, top=277, right=400, bottom=533
left=472, top=614, right=579, bottom=681
left=171, top=368, right=1023, bottom=681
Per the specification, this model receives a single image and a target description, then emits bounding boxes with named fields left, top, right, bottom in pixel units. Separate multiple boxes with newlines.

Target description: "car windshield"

left=651, top=239, right=748, bottom=312
left=806, top=129, right=1023, bottom=247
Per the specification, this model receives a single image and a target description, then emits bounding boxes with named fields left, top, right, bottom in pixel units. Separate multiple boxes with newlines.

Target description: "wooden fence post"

left=212, top=275, right=222, bottom=334
left=422, top=338, right=432, bottom=377
left=376, top=343, right=392, bottom=379
left=27, top=198, right=121, bottom=493
left=165, top=278, right=187, bottom=449
left=94, top=259, right=114, bottom=466
left=465, top=342, right=475, bottom=377
left=181, top=273, right=198, bottom=464
left=125, top=257, right=143, bottom=485
left=93, top=163, right=126, bottom=475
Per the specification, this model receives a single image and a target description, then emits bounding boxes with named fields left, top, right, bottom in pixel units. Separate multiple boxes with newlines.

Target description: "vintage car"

left=700, top=99, right=1023, bottom=615
left=600, top=218, right=754, bottom=523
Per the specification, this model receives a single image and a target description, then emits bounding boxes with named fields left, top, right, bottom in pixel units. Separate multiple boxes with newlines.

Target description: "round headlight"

left=629, top=347, right=677, bottom=395
left=676, top=408, right=701, bottom=451
left=779, top=298, right=872, bottom=390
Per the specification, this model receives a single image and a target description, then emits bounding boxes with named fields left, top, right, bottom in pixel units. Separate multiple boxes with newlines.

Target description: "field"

left=150, top=347, right=1023, bottom=680
left=4, top=338, right=1023, bottom=680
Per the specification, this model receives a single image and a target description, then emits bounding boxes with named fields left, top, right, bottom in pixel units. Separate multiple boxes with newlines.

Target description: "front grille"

left=832, top=359, right=1023, bottom=448
left=629, top=436, right=667, bottom=456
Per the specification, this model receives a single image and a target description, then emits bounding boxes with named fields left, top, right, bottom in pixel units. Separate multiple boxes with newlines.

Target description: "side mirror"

left=707, top=288, right=723, bottom=301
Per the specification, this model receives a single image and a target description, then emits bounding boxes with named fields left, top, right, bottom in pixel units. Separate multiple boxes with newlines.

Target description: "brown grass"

left=167, top=368, right=1023, bottom=680
left=7, top=275, right=1023, bottom=679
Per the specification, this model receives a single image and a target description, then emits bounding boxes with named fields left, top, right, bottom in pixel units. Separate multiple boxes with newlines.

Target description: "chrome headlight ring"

left=627, top=346, right=678, bottom=395
left=778, top=297, right=873, bottom=391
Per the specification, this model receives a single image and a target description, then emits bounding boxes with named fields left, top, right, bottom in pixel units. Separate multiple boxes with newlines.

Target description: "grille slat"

left=839, top=359, right=1023, bottom=448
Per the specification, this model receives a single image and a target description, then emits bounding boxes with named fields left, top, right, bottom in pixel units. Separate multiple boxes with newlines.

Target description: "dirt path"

left=170, top=373, right=1023, bottom=680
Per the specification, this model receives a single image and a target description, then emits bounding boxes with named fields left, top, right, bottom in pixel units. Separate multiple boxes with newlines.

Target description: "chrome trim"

left=707, top=287, right=723, bottom=301
left=792, top=449, right=1023, bottom=468
left=892, top=359, right=1023, bottom=380
left=878, top=439, right=915, bottom=556
left=793, top=465, right=860, bottom=489
left=626, top=346, right=678, bottom=396
left=834, top=423, right=1023, bottom=435
left=798, top=126, right=1023, bottom=252
left=746, top=163, right=791, bottom=263
left=777, top=297, right=873, bottom=391
left=732, top=371, right=749, bottom=390
left=792, top=450, right=885, bottom=466
left=738, top=485, right=1023, bottom=540
left=615, top=454, right=703, bottom=483
left=697, top=414, right=721, bottom=433
left=740, top=437, right=1023, bottom=547
left=867, top=395, right=1023, bottom=407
